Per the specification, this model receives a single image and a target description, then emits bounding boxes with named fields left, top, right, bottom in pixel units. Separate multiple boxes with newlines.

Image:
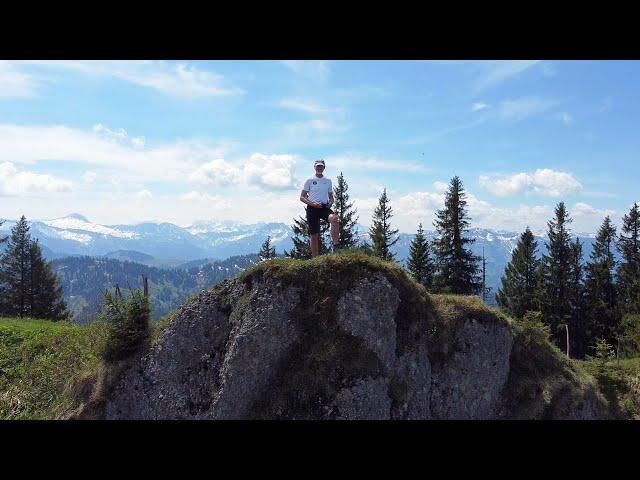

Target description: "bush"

left=99, top=289, right=151, bottom=363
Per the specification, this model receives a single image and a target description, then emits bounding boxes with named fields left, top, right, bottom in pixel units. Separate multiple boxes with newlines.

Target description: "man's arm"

left=300, top=190, right=321, bottom=208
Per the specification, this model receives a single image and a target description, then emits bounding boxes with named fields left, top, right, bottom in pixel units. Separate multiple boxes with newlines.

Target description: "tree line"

left=496, top=202, right=640, bottom=358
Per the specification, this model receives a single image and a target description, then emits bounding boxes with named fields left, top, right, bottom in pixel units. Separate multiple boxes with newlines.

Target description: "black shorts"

left=306, top=205, right=334, bottom=235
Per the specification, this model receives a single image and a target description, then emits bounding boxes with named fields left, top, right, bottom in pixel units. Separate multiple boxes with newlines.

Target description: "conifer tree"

left=285, top=216, right=330, bottom=259
left=333, top=172, right=359, bottom=248
left=0, top=216, right=32, bottom=316
left=432, top=176, right=481, bottom=294
left=406, top=223, right=434, bottom=289
left=583, top=216, right=619, bottom=350
left=258, top=235, right=277, bottom=261
left=0, top=216, right=68, bottom=320
left=496, top=227, right=539, bottom=319
left=537, top=202, right=575, bottom=346
left=369, top=188, right=399, bottom=261
left=568, top=237, right=585, bottom=356
left=617, top=203, right=640, bottom=314
left=28, top=239, right=68, bottom=321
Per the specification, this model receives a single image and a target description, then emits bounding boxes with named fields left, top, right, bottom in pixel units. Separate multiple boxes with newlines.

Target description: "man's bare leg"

left=328, top=215, right=340, bottom=246
left=310, top=233, right=319, bottom=257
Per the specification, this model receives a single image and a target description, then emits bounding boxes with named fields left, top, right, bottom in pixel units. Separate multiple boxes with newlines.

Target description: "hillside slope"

left=84, top=253, right=610, bottom=420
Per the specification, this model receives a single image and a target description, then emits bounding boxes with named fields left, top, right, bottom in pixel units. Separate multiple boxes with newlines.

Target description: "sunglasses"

left=315, top=164, right=325, bottom=168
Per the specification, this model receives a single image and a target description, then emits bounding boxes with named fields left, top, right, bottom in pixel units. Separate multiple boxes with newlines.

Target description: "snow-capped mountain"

left=0, top=214, right=599, bottom=304
left=0, top=214, right=295, bottom=261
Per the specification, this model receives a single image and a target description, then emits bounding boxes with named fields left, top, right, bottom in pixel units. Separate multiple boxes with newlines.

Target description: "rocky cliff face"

left=97, top=253, right=609, bottom=420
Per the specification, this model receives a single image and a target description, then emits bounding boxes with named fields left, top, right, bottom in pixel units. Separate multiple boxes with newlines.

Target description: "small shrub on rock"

left=99, top=289, right=151, bottom=363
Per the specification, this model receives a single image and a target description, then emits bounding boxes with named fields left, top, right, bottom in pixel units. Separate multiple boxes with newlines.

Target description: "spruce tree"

left=496, top=227, right=539, bottom=319
left=333, top=172, right=359, bottom=248
left=432, top=176, right=481, bottom=294
left=537, top=202, right=574, bottom=346
left=285, top=216, right=330, bottom=259
left=617, top=203, right=640, bottom=314
left=568, top=237, right=585, bottom=357
left=258, top=235, right=277, bottom=261
left=406, top=223, right=434, bottom=289
left=369, top=188, right=399, bottom=261
left=0, top=216, right=68, bottom=320
left=0, top=216, right=32, bottom=317
left=28, top=239, right=68, bottom=321
left=583, top=216, right=619, bottom=351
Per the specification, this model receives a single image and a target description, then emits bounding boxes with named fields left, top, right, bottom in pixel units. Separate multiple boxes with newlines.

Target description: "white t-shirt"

left=303, top=176, right=332, bottom=204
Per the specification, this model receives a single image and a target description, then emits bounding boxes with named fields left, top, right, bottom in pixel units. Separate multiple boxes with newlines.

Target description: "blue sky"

left=0, top=60, right=638, bottom=233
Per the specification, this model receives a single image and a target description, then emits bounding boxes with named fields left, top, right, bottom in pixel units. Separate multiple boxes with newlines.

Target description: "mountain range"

left=1, top=213, right=601, bottom=307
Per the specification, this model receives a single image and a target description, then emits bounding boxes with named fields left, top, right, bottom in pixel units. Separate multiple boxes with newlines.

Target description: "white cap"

left=314, top=159, right=325, bottom=167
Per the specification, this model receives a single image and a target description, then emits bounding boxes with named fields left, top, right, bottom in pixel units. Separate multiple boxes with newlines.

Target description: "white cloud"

left=327, top=155, right=429, bottom=174
left=24, top=60, right=244, bottom=99
left=82, top=171, right=97, bottom=184
left=572, top=202, right=616, bottom=218
left=479, top=168, right=582, bottom=197
left=474, top=60, right=540, bottom=93
left=281, top=60, right=330, bottom=80
left=0, top=161, right=72, bottom=196
left=0, top=61, right=41, bottom=98
left=179, top=190, right=230, bottom=207
left=189, top=158, right=242, bottom=187
left=284, top=119, right=351, bottom=137
left=131, top=137, right=145, bottom=149
left=497, top=96, right=559, bottom=121
left=189, top=153, right=298, bottom=191
left=0, top=123, right=232, bottom=183
left=471, top=102, right=490, bottom=111
left=276, top=98, right=339, bottom=115
left=136, top=189, right=153, bottom=199
left=243, top=153, right=298, bottom=190
left=92, top=123, right=127, bottom=140
left=433, top=181, right=449, bottom=192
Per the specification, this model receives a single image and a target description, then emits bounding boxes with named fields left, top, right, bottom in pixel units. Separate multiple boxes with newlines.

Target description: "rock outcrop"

left=97, top=253, right=609, bottom=420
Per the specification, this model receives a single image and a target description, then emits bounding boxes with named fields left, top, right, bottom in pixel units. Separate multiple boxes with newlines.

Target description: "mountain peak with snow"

left=63, top=213, right=90, bottom=222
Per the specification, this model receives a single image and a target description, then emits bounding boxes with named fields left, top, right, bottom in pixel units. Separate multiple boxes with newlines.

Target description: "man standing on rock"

left=300, top=159, right=341, bottom=257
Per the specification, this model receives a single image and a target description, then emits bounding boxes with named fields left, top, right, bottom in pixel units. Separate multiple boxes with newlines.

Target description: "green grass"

left=0, top=316, right=109, bottom=419
left=579, top=357, right=640, bottom=419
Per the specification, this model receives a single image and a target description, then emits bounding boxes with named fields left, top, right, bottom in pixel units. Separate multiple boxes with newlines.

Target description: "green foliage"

left=258, top=235, right=277, bottom=261
left=99, top=289, right=151, bottom=363
left=0, top=317, right=107, bottom=419
left=496, top=227, right=539, bottom=319
left=333, top=172, right=359, bottom=248
left=432, top=176, right=481, bottom=295
left=536, top=202, right=580, bottom=350
left=52, top=254, right=258, bottom=322
left=369, top=188, right=399, bottom=262
left=581, top=350, right=640, bottom=419
left=619, top=314, right=640, bottom=358
left=406, top=223, right=434, bottom=290
left=285, top=215, right=330, bottom=259
left=0, top=216, right=68, bottom=321
left=617, top=202, right=640, bottom=314
left=583, top=216, right=619, bottom=351
left=503, top=311, right=607, bottom=419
